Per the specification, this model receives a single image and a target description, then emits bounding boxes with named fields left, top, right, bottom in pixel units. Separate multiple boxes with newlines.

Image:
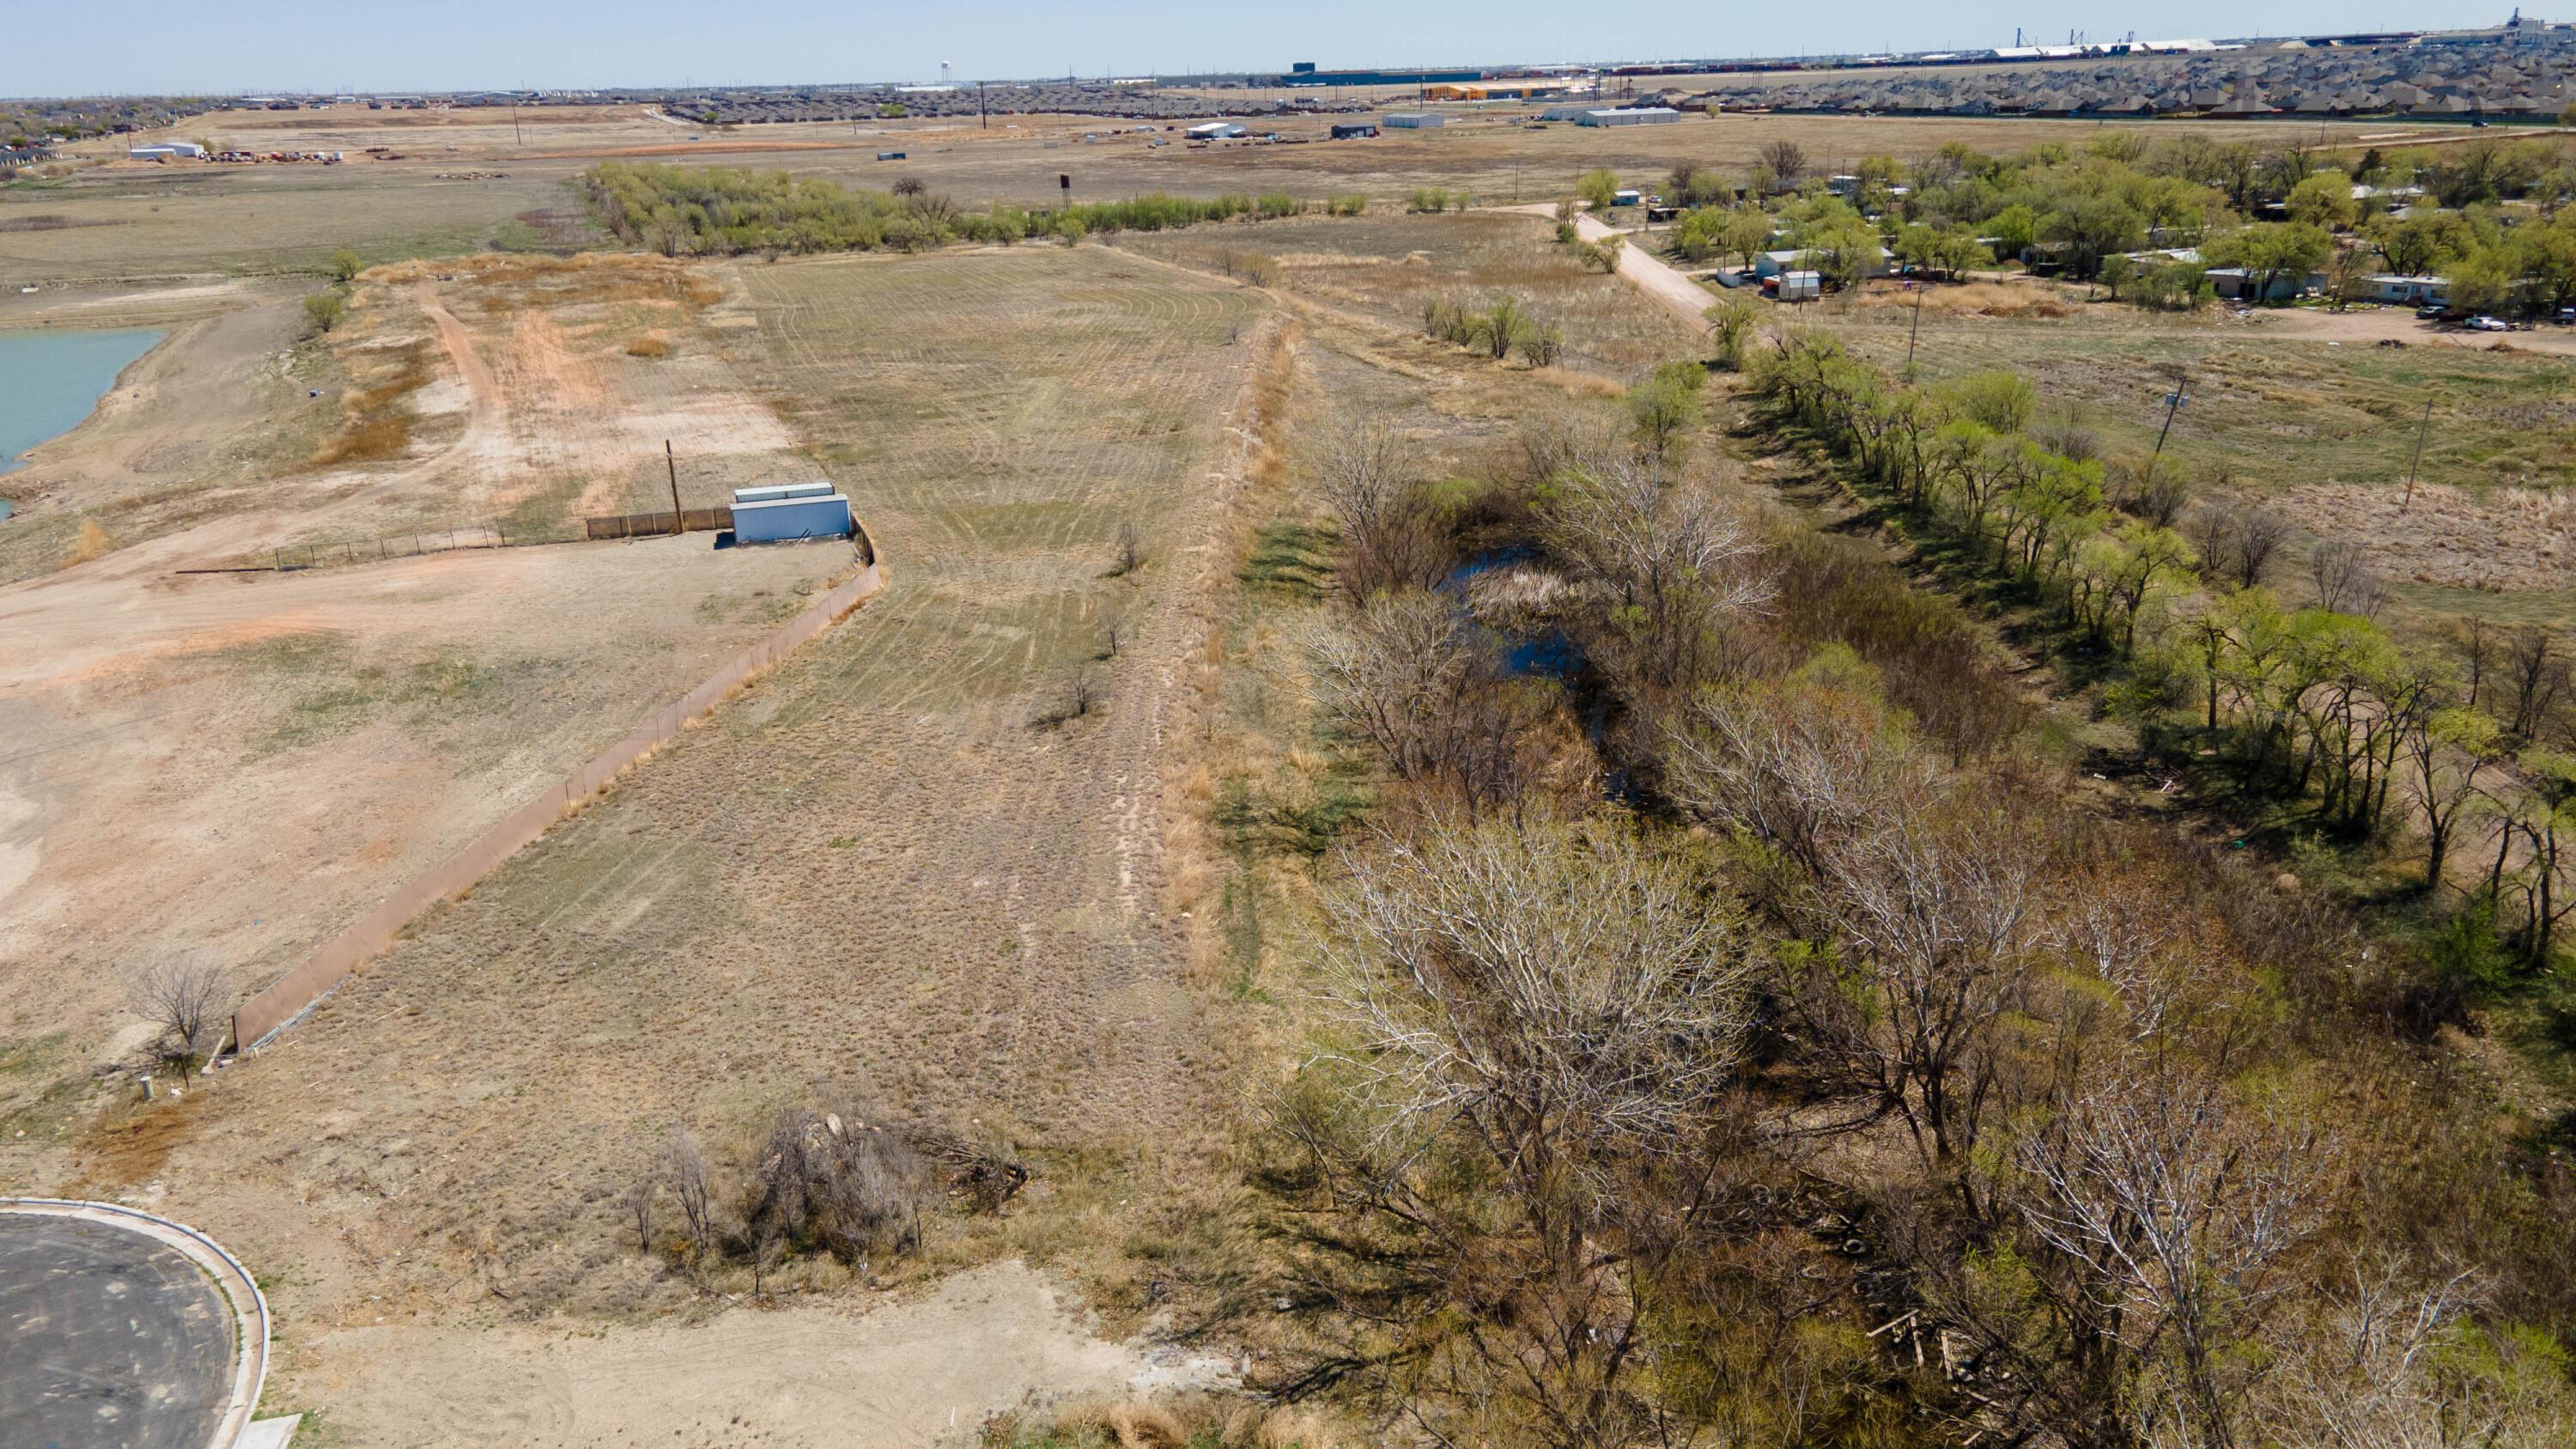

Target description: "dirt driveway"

left=2235, top=303, right=2576, bottom=356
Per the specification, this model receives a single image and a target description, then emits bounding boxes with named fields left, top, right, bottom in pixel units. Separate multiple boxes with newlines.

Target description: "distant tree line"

left=587, top=161, right=1334, bottom=257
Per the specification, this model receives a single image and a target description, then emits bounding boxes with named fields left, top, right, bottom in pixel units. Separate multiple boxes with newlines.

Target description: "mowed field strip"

left=131, top=245, right=1273, bottom=1428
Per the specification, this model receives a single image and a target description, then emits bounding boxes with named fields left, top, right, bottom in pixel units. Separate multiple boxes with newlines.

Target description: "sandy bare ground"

left=2237, top=302, right=2576, bottom=357
left=299, top=1260, right=1234, bottom=1448
left=0, top=261, right=847, bottom=1184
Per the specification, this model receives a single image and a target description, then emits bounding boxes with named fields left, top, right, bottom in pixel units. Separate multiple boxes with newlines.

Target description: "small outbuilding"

left=732, top=484, right=854, bottom=544
left=1575, top=107, right=1680, bottom=126
left=127, top=142, right=206, bottom=161
left=1329, top=123, right=1380, bottom=139
left=1383, top=113, right=1443, bottom=129
left=1185, top=122, right=1248, bottom=140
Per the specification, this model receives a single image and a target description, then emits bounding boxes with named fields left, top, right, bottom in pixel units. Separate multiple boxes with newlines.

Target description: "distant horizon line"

left=8, top=17, right=2551, bottom=107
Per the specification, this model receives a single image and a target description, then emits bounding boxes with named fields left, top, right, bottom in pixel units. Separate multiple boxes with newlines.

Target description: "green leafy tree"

left=1629, top=367, right=1705, bottom=465
left=1704, top=296, right=1759, bottom=370
left=1577, top=167, right=1620, bottom=212
left=2367, top=210, right=2476, bottom=275
left=2285, top=169, right=2357, bottom=231
left=326, top=248, right=364, bottom=283
left=2203, top=222, right=2332, bottom=303
left=302, top=291, right=345, bottom=334
left=1941, top=370, right=2036, bottom=434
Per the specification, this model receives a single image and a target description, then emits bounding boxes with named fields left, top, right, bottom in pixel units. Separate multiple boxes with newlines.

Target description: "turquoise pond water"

left=0, top=329, right=166, bottom=513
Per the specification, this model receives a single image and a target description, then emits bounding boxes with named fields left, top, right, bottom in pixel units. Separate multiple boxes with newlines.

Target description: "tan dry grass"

left=1842, top=280, right=2073, bottom=320
left=304, top=414, right=414, bottom=467
left=624, top=332, right=671, bottom=357
left=60, top=518, right=113, bottom=569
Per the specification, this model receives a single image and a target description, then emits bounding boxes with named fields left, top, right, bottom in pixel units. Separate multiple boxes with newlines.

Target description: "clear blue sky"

left=3, top=1, right=2530, bottom=98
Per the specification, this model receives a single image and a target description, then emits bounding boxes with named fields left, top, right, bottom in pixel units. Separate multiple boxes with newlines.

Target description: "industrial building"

left=1185, top=121, right=1248, bottom=139
left=127, top=142, right=207, bottom=161
left=1573, top=107, right=1680, bottom=126
left=1384, top=113, right=1443, bottom=128
left=732, top=484, right=854, bottom=545
left=1422, top=82, right=1564, bottom=101
left=1282, top=63, right=1483, bottom=88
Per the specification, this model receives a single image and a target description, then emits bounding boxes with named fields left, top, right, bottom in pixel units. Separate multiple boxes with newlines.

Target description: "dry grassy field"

left=0, top=252, right=851, bottom=1196
left=3, top=103, right=2429, bottom=294
left=1127, top=210, right=1702, bottom=382
left=26, top=243, right=1286, bottom=1438
left=1810, top=289, right=2576, bottom=629
left=10, top=93, right=2576, bottom=1444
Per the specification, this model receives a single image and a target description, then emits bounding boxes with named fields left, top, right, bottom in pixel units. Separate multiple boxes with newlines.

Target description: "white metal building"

left=732, top=484, right=854, bottom=544
left=1574, top=107, right=1680, bottom=127
left=1383, top=113, right=1444, bottom=128
left=128, top=142, right=207, bottom=161
left=1185, top=122, right=1247, bottom=140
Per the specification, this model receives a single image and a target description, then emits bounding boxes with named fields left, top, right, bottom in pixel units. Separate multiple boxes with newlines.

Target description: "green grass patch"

left=1237, top=521, right=1336, bottom=600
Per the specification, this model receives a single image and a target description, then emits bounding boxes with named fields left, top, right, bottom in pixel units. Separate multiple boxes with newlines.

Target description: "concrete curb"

left=1, top=1197, right=270, bottom=1449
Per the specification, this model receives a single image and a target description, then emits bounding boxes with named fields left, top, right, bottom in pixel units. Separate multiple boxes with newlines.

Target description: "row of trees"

left=1753, top=331, right=2576, bottom=965
left=589, top=162, right=1346, bottom=257
left=1265, top=399, right=2576, bottom=1447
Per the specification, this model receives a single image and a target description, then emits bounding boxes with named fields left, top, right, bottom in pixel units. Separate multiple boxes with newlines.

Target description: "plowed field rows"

left=147, top=247, right=1271, bottom=1353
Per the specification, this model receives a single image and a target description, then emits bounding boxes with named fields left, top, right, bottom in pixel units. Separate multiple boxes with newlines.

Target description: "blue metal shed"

left=733, top=493, right=854, bottom=544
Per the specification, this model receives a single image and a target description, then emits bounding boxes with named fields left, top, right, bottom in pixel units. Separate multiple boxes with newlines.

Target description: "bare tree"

left=1273, top=815, right=1762, bottom=1449
left=1758, top=138, right=1809, bottom=185
left=1311, top=414, right=1449, bottom=599
left=1308, top=592, right=1564, bottom=818
left=2193, top=502, right=2289, bottom=590
left=124, top=956, right=228, bottom=1082
left=2454, top=615, right=2500, bottom=711
left=1097, top=596, right=1129, bottom=659
left=1540, top=464, right=1773, bottom=695
left=665, top=1127, right=714, bottom=1268
left=2309, top=539, right=2387, bottom=618
left=1109, top=521, right=1142, bottom=578
left=2127, top=456, right=2192, bottom=527
left=2003, top=1063, right=2324, bottom=1449
left=1802, top=795, right=2040, bottom=1205
left=623, top=1172, right=658, bottom=1253
left=2258, top=1263, right=2576, bottom=1447
left=2503, top=623, right=2567, bottom=740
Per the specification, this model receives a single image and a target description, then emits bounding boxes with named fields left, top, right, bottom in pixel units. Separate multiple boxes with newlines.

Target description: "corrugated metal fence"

left=230, top=557, right=887, bottom=1050
left=584, top=507, right=734, bottom=540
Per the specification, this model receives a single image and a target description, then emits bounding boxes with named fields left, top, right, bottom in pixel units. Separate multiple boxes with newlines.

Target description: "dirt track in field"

left=60, top=246, right=1281, bottom=1434
left=0, top=256, right=847, bottom=1188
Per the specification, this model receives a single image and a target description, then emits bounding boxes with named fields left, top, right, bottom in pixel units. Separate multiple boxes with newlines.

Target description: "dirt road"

left=1500, top=204, right=1715, bottom=336
left=2237, top=303, right=2576, bottom=356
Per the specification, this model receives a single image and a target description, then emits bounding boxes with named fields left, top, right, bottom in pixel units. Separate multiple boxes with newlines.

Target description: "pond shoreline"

left=0, top=326, right=170, bottom=521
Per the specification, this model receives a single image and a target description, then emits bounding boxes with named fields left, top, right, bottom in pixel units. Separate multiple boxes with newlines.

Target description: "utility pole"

left=2149, top=383, right=2190, bottom=467
left=512, top=103, right=523, bottom=147
left=2402, top=398, right=2432, bottom=511
left=666, top=440, right=683, bottom=535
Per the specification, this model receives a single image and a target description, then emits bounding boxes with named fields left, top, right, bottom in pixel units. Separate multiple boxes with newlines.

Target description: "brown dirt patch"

left=2279, top=479, right=2576, bottom=593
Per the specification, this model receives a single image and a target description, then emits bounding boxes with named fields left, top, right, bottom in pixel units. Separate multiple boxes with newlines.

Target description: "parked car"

left=2415, top=304, right=2447, bottom=320
left=2557, top=307, right=2576, bottom=324
left=2466, top=315, right=2510, bottom=332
